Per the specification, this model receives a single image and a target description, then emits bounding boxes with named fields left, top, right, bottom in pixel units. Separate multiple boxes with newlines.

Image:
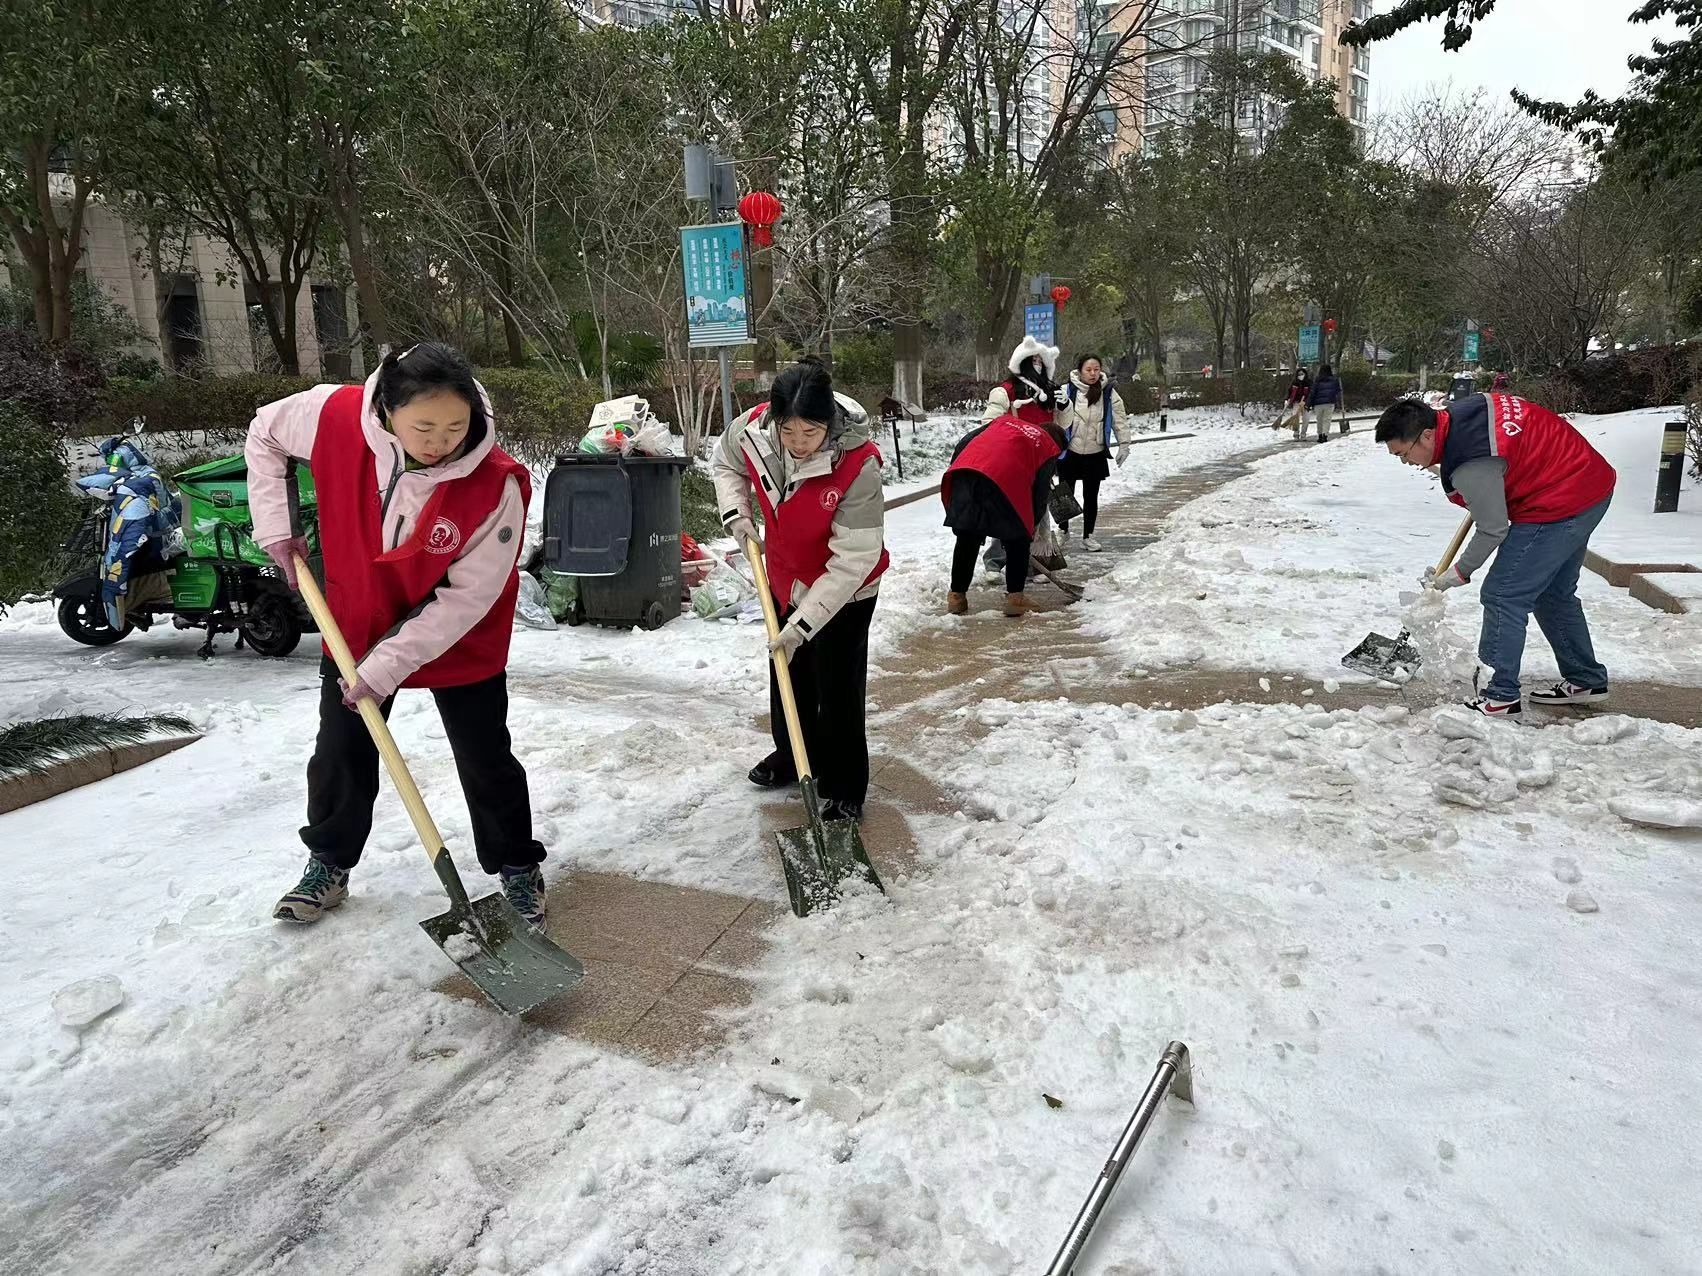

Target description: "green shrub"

left=1118, top=379, right=1160, bottom=415
left=830, top=333, right=895, bottom=387
left=478, top=367, right=602, bottom=469
left=92, top=371, right=315, bottom=435
left=680, top=468, right=722, bottom=542
left=0, top=401, right=83, bottom=610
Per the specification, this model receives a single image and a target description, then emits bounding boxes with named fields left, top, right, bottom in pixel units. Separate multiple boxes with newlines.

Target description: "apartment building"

left=1103, top=0, right=1371, bottom=161
left=1, top=183, right=361, bottom=381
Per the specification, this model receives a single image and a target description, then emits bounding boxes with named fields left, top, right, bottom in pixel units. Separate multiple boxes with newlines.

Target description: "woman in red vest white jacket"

left=942, top=413, right=1071, bottom=617
left=713, top=360, right=888, bottom=824
left=244, top=343, right=550, bottom=928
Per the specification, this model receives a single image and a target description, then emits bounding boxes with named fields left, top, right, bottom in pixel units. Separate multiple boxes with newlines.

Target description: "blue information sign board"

left=1298, top=325, right=1321, bottom=363
left=681, top=223, right=752, bottom=348
left=1462, top=331, right=1480, bottom=362
left=1024, top=303, right=1056, bottom=345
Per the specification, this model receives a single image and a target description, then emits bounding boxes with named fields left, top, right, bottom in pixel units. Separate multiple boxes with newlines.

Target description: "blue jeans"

left=1477, top=496, right=1611, bottom=701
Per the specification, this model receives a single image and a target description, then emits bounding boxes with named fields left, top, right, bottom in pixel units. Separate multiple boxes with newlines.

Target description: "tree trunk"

left=279, top=273, right=303, bottom=376
left=494, top=251, right=526, bottom=366
left=331, top=185, right=389, bottom=359
left=751, top=241, right=777, bottom=389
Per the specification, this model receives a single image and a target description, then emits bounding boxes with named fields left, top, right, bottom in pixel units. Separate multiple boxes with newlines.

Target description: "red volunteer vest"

left=942, top=415, right=1061, bottom=537
left=748, top=440, right=890, bottom=611
left=1000, top=379, right=1057, bottom=426
left=310, top=385, right=529, bottom=687
left=1437, top=394, right=1615, bottom=524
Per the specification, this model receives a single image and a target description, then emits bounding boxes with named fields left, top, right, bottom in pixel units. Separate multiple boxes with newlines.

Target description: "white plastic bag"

left=514, top=573, right=557, bottom=630
left=691, top=564, right=755, bottom=619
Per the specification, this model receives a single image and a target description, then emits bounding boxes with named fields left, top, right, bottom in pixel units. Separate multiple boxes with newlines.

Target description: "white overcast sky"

left=1369, top=0, right=1683, bottom=112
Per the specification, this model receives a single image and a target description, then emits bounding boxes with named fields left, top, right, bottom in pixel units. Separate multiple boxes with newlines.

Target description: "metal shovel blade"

left=420, top=891, right=586, bottom=1016
left=1341, top=628, right=1421, bottom=680
left=774, top=817, right=884, bottom=919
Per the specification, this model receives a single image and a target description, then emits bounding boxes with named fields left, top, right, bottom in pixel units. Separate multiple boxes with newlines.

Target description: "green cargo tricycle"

left=54, top=453, right=322, bottom=659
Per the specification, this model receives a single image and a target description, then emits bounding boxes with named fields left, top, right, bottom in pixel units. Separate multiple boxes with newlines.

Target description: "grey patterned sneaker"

left=274, top=857, right=349, bottom=923
left=501, top=866, right=547, bottom=929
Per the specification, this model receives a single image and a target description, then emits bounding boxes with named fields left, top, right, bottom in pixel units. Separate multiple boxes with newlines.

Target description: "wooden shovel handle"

left=1434, top=513, right=1475, bottom=577
left=743, top=536, right=814, bottom=782
left=292, top=555, right=450, bottom=866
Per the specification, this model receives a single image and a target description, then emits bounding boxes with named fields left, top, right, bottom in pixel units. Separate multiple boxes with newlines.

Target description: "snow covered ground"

left=2, top=404, right=1698, bottom=1274
left=1083, top=406, right=1702, bottom=689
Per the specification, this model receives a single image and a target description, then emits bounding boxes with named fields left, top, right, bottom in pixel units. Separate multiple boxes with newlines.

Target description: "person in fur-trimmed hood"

left=1054, top=352, right=1131, bottom=552
left=983, top=335, right=1068, bottom=425
left=713, top=359, right=888, bottom=824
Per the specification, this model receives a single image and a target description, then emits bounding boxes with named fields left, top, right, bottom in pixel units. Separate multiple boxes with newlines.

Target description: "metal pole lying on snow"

left=1042, top=1040, right=1193, bottom=1276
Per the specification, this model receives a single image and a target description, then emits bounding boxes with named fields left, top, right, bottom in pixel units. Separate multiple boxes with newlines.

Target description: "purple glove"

left=264, top=536, right=311, bottom=590
left=338, top=676, right=383, bottom=712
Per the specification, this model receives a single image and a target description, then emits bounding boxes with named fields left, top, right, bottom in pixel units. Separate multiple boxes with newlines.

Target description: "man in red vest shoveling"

left=1375, top=393, right=1616, bottom=718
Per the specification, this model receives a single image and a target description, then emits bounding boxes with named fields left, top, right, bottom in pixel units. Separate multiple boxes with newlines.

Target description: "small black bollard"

left=1655, top=420, right=1686, bottom=513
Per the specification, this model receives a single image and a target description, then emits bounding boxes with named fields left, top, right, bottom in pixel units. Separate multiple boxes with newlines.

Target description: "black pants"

left=1060, top=476, right=1102, bottom=537
left=769, top=596, right=877, bottom=805
left=953, top=533, right=1028, bottom=594
left=301, top=659, right=545, bottom=875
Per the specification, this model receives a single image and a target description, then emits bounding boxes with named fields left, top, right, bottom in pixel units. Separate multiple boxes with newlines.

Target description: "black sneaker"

left=748, top=752, right=798, bottom=788
left=1528, top=680, right=1609, bottom=706
left=821, top=798, right=864, bottom=824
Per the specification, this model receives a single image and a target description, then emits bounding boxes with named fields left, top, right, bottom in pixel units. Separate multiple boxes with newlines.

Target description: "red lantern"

left=1483, top=326, right=1495, bottom=340
left=738, top=190, right=783, bottom=248
left=1323, top=317, right=1337, bottom=336
left=1050, top=284, right=1072, bottom=311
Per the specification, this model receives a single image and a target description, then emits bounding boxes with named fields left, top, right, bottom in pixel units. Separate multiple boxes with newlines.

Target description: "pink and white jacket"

left=245, top=368, right=526, bottom=699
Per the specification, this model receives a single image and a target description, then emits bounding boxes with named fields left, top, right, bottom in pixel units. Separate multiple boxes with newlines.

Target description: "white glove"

left=768, top=623, right=806, bottom=659
left=1421, top=564, right=1468, bottom=591
left=1115, top=446, right=1130, bottom=468
left=727, top=516, right=761, bottom=551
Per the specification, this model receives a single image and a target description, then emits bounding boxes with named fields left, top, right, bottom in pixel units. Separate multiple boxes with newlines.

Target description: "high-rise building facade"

left=1099, top=0, right=1371, bottom=162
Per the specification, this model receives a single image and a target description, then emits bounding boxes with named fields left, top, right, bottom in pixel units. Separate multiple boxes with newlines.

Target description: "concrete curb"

left=1585, top=551, right=1700, bottom=614
left=0, top=735, right=201, bottom=815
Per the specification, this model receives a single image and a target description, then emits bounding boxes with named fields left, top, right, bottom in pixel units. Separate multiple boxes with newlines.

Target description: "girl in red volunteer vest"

left=713, top=360, right=889, bottom=824
left=942, top=414, right=1071, bottom=617
left=244, top=343, right=549, bottom=928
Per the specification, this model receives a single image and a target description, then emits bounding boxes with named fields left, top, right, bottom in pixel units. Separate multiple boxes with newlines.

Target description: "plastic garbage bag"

left=544, top=571, right=578, bottom=622
left=691, top=565, right=754, bottom=619
left=579, top=422, right=637, bottom=455
left=515, top=572, right=557, bottom=630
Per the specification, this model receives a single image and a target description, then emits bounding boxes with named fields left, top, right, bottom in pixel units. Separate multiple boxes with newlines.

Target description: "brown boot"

left=1003, top=592, right=1039, bottom=617
left=946, top=591, right=969, bottom=615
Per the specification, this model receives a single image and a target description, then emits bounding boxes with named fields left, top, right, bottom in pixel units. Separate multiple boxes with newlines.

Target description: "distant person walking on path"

left=715, top=359, right=887, bottom=825
left=1305, top=363, right=1345, bottom=441
left=1055, top=353, right=1131, bottom=552
left=942, top=414, right=1070, bottom=618
left=1377, top=392, right=1617, bottom=717
left=1279, top=367, right=1311, bottom=431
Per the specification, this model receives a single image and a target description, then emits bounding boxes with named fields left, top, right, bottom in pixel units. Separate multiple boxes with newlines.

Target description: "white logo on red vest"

left=820, top=489, right=842, bottom=512
left=424, top=517, right=462, bottom=555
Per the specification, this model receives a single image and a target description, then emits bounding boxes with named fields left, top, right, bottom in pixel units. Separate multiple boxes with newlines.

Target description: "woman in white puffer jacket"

left=1054, top=353, right=1130, bottom=552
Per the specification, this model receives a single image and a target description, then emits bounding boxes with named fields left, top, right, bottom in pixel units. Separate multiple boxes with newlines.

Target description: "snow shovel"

left=1341, top=513, right=1474, bottom=681
left=292, top=555, right=585, bottom=1015
left=1030, top=554, right=1085, bottom=601
left=744, top=536, right=884, bottom=917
